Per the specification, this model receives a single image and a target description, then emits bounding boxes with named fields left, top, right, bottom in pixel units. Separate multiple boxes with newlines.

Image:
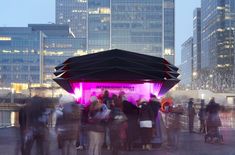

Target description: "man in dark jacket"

left=138, top=98, right=154, bottom=150
left=122, top=98, right=139, bottom=151
left=18, top=105, right=28, bottom=155
left=149, top=94, right=161, bottom=137
left=188, top=98, right=196, bottom=133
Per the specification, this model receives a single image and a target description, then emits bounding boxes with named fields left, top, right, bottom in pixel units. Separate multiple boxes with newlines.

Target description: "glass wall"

left=0, top=28, right=40, bottom=85
left=87, top=0, right=111, bottom=52
left=163, top=0, right=175, bottom=64
left=111, top=0, right=163, bottom=57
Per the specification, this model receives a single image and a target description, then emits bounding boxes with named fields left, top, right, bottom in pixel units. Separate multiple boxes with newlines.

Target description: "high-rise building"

left=201, top=0, right=235, bottom=71
left=163, top=0, right=175, bottom=64
left=200, top=0, right=235, bottom=92
left=0, top=24, right=86, bottom=86
left=87, top=0, right=111, bottom=52
left=180, top=37, right=193, bottom=88
left=56, top=0, right=175, bottom=64
left=111, top=0, right=164, bottom=57
left=56, top=0, right=87, bottom=38
left=193, top=8, right=201, bottom=74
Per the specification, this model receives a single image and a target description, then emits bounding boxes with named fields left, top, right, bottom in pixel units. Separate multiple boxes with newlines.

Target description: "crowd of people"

left=16, top=90, right=224, bottom=155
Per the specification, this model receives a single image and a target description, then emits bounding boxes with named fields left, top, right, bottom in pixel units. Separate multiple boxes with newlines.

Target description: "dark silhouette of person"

left=122, top=97, right=139, bottom=151
left=188, top=98, right=196, bottom=133
left=24, top=95, right=52, bottom=155
left=56, top=101, right=80, bottom=155
left=149, top=94, right=161, bottom=137
left=198, top=99, right=206, bottom=133
left=18, top=104, right=28, bottom=155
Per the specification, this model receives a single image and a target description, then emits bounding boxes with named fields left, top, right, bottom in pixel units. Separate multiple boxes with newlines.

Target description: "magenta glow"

left=70, top=82, right=163, bottom=106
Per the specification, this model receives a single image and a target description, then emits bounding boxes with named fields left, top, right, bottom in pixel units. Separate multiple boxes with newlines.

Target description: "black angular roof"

left=53, top=49, right=180, bottom=95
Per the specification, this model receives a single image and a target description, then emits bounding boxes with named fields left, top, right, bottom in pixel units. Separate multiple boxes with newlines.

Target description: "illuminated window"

left=164, top=48, right=173, bottom=55
left=0, top=37, right=11, bottom=41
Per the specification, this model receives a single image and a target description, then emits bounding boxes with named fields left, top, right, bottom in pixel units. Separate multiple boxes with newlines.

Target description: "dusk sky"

left=0, top=0, right=200, bottom=65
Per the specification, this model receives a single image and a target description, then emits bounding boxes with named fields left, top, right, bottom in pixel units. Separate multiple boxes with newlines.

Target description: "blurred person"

left=16, top=103, right=28, bottom=155
left=165, top=104, right=184, bottom=149
left=149, top=94, right=161, bottom=137
left=187, top=98, right=196, bottom=133
left=122, top=96, right=139, bottom=151
left=198, top=99, right=206, bottom=133
left=102, top=90, right=111, bottom=150
left=138, top=98, right=154, bottom=150
left=76, top=104, right=89, bottom=151
left=87, top=96, right=110, bottom=155
left=205, top=98, right=223, bottom=143
left=109, top=97, right=128, bottom=155
left=117, top=91, right=125, bottom=110
left=55, top=97, right=80, bottom=155
left=23, top=92, right=52, bottom=155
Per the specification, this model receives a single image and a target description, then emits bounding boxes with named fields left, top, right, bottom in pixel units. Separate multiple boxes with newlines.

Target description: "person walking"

left=23, top=93, right=52, bottom=155
left=109, top=99, right=128, bottom=155
left=122, top=96, right=139, bottom=151
left=138, top=98, right=154, bottom=150
left=165, top=104, right=184, bottom=149
left=198, top=99, right=206, bottom=133
left=188, top=98, right=196, bottom=133
left=17, top=104, right=28, bottom=155
left=87, top=96, right=110, bottom=155
left=56, top=99, right=80, bottom=155
left=205, top=97, right=223, bottom=143
left=149, top=94, right=161, bottom=137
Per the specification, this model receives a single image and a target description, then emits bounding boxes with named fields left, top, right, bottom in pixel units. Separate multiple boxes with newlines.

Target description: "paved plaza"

left=0, top=127, right=235, bottom=155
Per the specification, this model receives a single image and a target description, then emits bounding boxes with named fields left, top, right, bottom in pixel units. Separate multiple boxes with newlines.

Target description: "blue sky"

left=0, top=0, right=200, bottom=65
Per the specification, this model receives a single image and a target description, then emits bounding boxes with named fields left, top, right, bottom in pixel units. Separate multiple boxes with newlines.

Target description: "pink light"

left=72, top=82, right=83, bottom=102
left=152, top=83, right=163, bottom=98
left=70, top=82, right=163, bottom=106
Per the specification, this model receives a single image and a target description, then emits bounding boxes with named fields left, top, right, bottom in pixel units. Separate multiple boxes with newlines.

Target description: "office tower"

left=56, top=0, right=175, bottom=64
left=87, top=0, right=111, bottom=52
left=180, top=37, right=193, bottom=88
left=0, top=24, right=86, bottom=86
left=163, top=0, right=175, bottom=64
left=56, top=0, right=87, bottom=38
left=200, top=0, right=235, bottom=92
left=193, top=8, right=201, bottom=74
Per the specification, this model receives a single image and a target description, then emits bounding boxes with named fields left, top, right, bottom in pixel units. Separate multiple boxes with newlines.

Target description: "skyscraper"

left=56, top=0, right=175, bottom=64
left=56, top=0, right=87, bottom=38
left=87, top=0, right=111, bottom=52
left=193, top=8, right=201, bottom=73
left=200, top=0, right=235, bottom=91
left=163, top=0, right=175, bottom=64
left=201, top=0, right=235, bottom=71
left=180, top=37, right=193, bottom=88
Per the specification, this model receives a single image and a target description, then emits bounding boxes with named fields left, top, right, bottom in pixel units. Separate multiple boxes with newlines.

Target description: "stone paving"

left=0, top=127, right=235, bottom=155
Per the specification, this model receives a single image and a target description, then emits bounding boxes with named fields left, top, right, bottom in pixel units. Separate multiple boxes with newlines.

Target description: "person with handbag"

left=138, top=98, right=154, bottom=150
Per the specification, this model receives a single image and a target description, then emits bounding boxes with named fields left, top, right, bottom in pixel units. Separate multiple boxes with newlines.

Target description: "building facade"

left=180, top=37, right=193, bottom=88
left=199, top=0, right=235, bottom=92
left=201, top=0, right=235, bottom=71
left=56, top=0, right=175, bottom=64
left=193, top=8, right=201, bottom=74
left=56, top=0, right=87, bottom=38
left=0, top=24, right=86, bottom=86
left=163, top=0, right=175, bottom=64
